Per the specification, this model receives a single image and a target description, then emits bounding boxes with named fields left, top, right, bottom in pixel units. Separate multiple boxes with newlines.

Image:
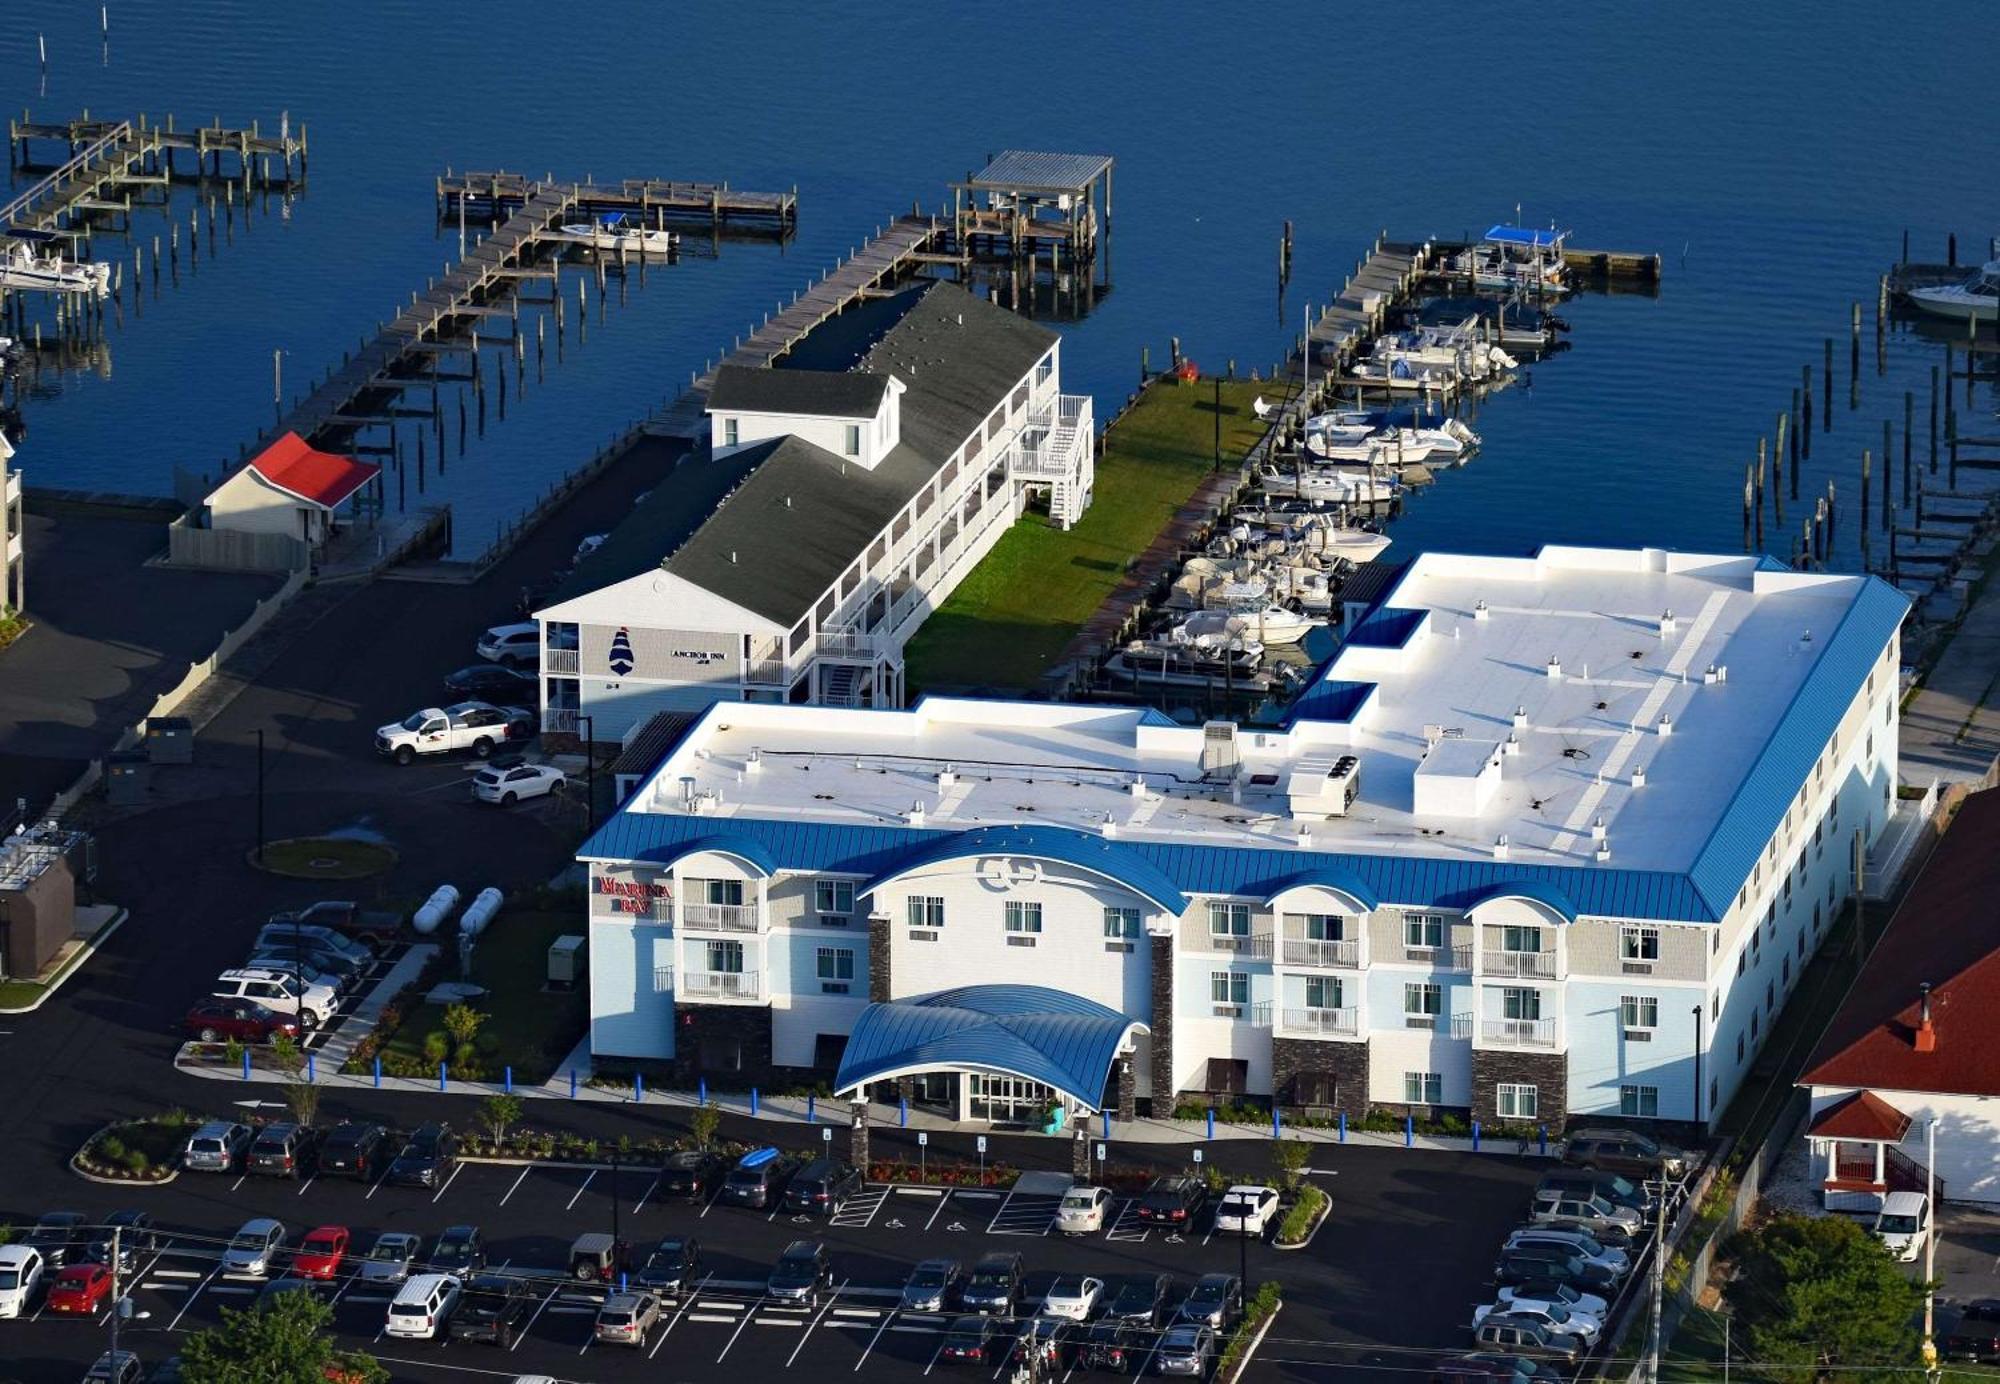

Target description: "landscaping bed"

left=1274, top=1183, right=1329, bottom=1248
left=1217, top=1281, right=1284, bottom=1384
left=71, top=1111, right=204, bottom=1182
left=251, top=836, right=399, bottom=880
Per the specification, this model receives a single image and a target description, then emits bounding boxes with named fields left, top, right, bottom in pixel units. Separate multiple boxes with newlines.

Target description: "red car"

left=46, top=1263, right=113, bottom=1314
left=292, top=1226, right=350, bottom=1280
left=184, top=999, right=300, bottom=1045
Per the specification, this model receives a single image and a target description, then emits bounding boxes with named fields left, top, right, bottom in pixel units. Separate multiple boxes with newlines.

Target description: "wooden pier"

left=6, top=113, right=307, bottom=232
left=438, top=170, right=795, bottom=235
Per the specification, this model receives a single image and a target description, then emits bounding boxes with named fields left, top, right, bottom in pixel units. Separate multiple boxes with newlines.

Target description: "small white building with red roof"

left=206, top=432, right=379, bottom=547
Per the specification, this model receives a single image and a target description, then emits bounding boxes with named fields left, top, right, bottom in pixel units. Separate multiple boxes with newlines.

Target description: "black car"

left=766, top=1241, right=833, bottom=1306
left=659, top=1149, right=728, bottom=1201
left=387, top=1123, right=459, bottom=1188
left=960, top=1252, right=1024, bottom=1315
left=318, top=1122, right=388, bottom=1180
left=448, top=1274, right=533, bottom=1347
left=246, top=1123, right=318, bottom=1178
left=445, top=664, right=538, bottom=702
left=635, top=1236, right=701, bottom=1295
left=1177, top=1273, right=1243, bottom=1330
left=429, top=1225, right=486, bottom=1274
left=1102, top=1273, right=1174, bottom=1326
left=782, top=1158, right=863, bottom=1215
left=1944, top=1300, right=2000, bottom=1363
left=25, top=1211, right=88, bottom=1268
left=1136, top=1175, right=1207, bottom=1226
left=1082, top=1321, right=1154, bottom=1373
left=87, top=1211, right=157, bottom=1271
left=1494, top=1248, right=1618, bottom=1291
left=1562, top=1127, right=1687, bottom=1180
left=719, top=1147, right=796, bottom=1209
left=939, top=1315, right=1002, bottom=1363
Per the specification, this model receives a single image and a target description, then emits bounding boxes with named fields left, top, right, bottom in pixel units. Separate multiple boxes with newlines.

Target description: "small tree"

left=690, top=1100, right=721, bottom=1151
left=443, top=1002, right=485, bottom=1048
left=269, top=1033, right=321, bottom=1129
left=1272, top=1136, right=1310, bottom=1192
left=1723, top=1211, right=1927, bottom=1383
left=481, top=1092, right=523, bottom=1147
left=182, top=1289, right=386, bottom=1383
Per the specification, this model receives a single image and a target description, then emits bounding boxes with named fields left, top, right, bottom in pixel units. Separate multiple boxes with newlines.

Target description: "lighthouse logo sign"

left=607, top=627, right=635, bottom=676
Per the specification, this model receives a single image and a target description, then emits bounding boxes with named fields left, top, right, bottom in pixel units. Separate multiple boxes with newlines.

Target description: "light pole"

left=1922, top=1117, right=1939, bottom=1380
left=1692, top=1003, right=1705, bottom=1127
left=578, top=713, right=596, bottom=834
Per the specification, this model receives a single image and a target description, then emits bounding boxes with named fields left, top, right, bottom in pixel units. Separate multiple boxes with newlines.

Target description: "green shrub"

left=422, top=1032, right=450, bottom=1064
left=1217, top=1281, right=1285, bottom=1379
left=1274, top=1184, right=1327, bottom=1246
left=98, top=1136, right=128, bottom=1162
left=122, top=1148, right=150, bottom=1173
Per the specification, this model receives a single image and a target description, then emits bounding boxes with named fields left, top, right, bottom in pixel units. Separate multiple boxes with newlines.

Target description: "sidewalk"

left=307, top=942, right=441, bottom=1068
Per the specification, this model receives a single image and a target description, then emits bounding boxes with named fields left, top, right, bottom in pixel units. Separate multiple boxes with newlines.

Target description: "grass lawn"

left=253, top=836, right=399, bottom=880
left=904, top=376, right=1291, bottom=691
left=383, top=910, right=587, bottom=1084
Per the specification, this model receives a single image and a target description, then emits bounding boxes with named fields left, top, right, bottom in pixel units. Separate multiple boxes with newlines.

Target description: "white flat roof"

left=630, top=548, right=1893, bottom=878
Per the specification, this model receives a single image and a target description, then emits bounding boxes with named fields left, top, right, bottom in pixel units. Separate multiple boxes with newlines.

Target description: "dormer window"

left=844, top=424, right=861, bottom=457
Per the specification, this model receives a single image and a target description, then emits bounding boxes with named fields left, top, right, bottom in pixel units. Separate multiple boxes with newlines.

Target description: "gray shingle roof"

left=707, top=363, right=888, bottom=419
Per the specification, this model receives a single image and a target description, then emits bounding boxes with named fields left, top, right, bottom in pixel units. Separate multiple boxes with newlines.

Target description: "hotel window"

left=1620, top=926, right=1660, bottom=962
left=723, top=417, right=739, bottom=447
left=1736, top=1033, right=1745, bottom=1063
left=1751, top=1012, right=1760, bottom=1040
left=1293, top=913, right=1345, bottom=940
left=1501, top=925, right=1542, bottom=953
left=1209, top=903, right=1251, bottom=940
left=844, top=424, right=861, bottom=457
left=1765, top=981, right=1775, bottom=1014
left=1502, top=987, right=1541, bottom=1021
left=1404, top=1072, right=1443, bottom=1105
left=1004, top=901, right=1043, bottom=934
left=816, top=947, right=854, bottom=993
left=1210, top=970, right=1248, bottom=1016
left=1497, top=1083, right=1538, bottom=1119
left=1620, top=995, right=1659, bottom=1032
left=1711, top=993, right=1719, bottom=1021
left=815, top=879, right=854, bottom=917
left=1405, top=914, right=1444, bottom=950
left=906, top=895, right=945, bottom=928
left=1404, top=983, right=1441, bottom=1028
left=700, top=879, right=744, bottom=907
left=1304, top=975, right=1342, bottom=1010
left=1619, top=1085, right=1660, bottom=1118
left=707, top=940, right=744, bottom=974
left=1103, top=907, right=1141, bottom=940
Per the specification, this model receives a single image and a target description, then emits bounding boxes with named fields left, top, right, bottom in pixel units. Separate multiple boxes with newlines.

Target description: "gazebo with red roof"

left=204, top=432, right=380, bottom=551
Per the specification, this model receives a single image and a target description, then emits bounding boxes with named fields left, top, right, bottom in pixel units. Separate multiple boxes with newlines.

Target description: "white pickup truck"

left=374, top=702, right=517, bottom=764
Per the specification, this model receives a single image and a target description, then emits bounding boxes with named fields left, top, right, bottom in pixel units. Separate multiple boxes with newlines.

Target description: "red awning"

left=247, top=432, right=380, bottom=511
left=1807, top=1090, right=1913, bottom=1144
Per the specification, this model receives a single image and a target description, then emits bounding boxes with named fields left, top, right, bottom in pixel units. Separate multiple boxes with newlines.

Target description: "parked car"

left=255, top=919, right=378, bottom=967
left=358, top=1232, right=423, bottom=1286
left=635, top=1236, right=701, bottom=1296
left=1471, top=1314, right=1587, bottom=1363
left=1494, top=1247, right=1618, bottom=1292
left=1041, top=1274, right=1105, bottom=1321
left=24, top=1211, right=88, bottom=1268
left=1529, top=1189, right=1643, bottom=1239
left=594, top=1291, right=663, bottom=1347
left=246, top=1123, right=318, bottom=1179
left=0, top=1245, right=44, bottom=1319
left=183, top=999, right=299, bottom=1045
left=1081, top=1321, right=1154, bottom=1373
left=1495, top=1280, right=1609, bottom=1323
left=291, top=1226, right=350, bottom=1281
left=1213, top=1184, right=1280, bottom=1236
left=428, top=1225, right=486, bottom=1275
left=961, top=1252, right=1024, bottom=1315
left=318, top=1122, right=388, bottom=1180
left=1155, top=1323, right=1217, bottom=1376
left=89, top=1210, right=158, bottom=1272
left=46, top=1263, right=113, bottom=1315
left=268, top=901, right=401, bottom=945
left=449, top=1274, right=533, bottom=1347
left=1943, top=1299, right=2000, bottom=1363
left=245, top=937, right=367, bottom=989
left=1459, top=1353, right=1566, bottom=1384
left=386, top=1124, right=458, bottom=1188
left=1563, top=1127, right=1686, bottom=1180
left=376, top=702, right=517, bottom=763
left=1102, top=1273, right=1174, bottom=1326
left=659, top=1149, right=728, bottom=1201
left=1536, top=1168, right=1655, bottom=1216
left=243, top=954, right=357, bottom=1002
left=476, top=622, right=540, bottom=666
left=385, top=1273, right=462, bottom=1340
left=1472, top=1298, right=1600, bottom=1345
left=1505, top=1227, right=1629, bottom=1278
left=939, top=1315, right=1001, bottom=1363
left=568, top=1232, right=632, bottom=1283
left=221, top=1219, right=287, bottom=1278
left=1057, top=1185, right=1112, bottom=1235
left=1136, top=1175, right=1207, bottom=1226
left=446, top=662, right=537, bottom=702
left=143, top=1359, right=182, bottom=1384
left=767, top=1241, right=833, bottom=1305
left=902, top=1258, right=962, bottom=1312
left=783, top=1158, right=863, bottom=1215
left=83, top=1352, right=144, bottom=1384
left=473, top=761, right=565, bottom=805
left=182, top=1120, right=253, bottom=1173
left=1176, top=1274, right=1243, bottom=1330
left=212, top=967, right=339, bottom=1029
left=1012, top=1316, right=1075, bottom=1370
left=1874, top=1191, right=1930, bottom=1263
left=719, top=1147, right=795, bottom=1209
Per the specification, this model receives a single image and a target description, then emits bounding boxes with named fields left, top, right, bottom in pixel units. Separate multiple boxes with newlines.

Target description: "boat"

left=1256, top=465, right=1401, bottom=507
left=1416, top=295, right=1568, bottom=351
left=1306, top=419, right=1480, bottom=466
left=1107, top=639, right=1286, bottom=691
left=1907, top=261, right=2000, bottom=323
left=554, top=213, right=678, bottom=255
left=1446, top=225, right=1570, bottom=294
left=0, top=235, right=112, bottom=297
left=1173, top=605, right=1319, bottom=648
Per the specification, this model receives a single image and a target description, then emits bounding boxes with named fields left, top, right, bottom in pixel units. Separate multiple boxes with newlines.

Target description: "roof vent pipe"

left=1295, top=822, right=1313, bottom=849
left=1594, top=839, right=1612, bottom=862
left=746, top=748, right=762, bottom=773
left=1632, top=766, right=1647, bottom=788
left=1493, top=834, right=1510, bottom=861
left=1660, top=609, right=1676, bottom=635
left=1658, top=715, right=1673, bottom=737
left=1474, top=599, right=1490, bottom=622
left=937, top=764, right=956, bottom=789
left=1915, top=981, right=1937, bottom=1052
left=679, top=775, right=696, bottom=810
left=1127, top=776, right=1149, bottom=799
left=905, top=800, right=927, bottom=828
left=1546, top=657, right=1562, bottom=681
left=1591, top=816, right=1607, bottom=842
left=1513, top=707, right=1529, bottom=732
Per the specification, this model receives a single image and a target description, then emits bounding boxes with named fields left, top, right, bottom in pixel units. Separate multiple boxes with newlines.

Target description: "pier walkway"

left=439, top=170, right=795, bottom=233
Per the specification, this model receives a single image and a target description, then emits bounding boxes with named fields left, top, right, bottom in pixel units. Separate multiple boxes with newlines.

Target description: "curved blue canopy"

left=1461, top=879, right=1579, bottom=922
left=1257, top=868, right=1381, bottom=911
left=858, top=824, right=1189, bottom=917
left=833, top=984, right=1147, bottom=1113
left=628, top=832, right=779, bottom=876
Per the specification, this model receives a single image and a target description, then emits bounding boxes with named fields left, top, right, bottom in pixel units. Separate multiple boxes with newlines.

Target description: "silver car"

left=221, top=1219, right=287, bottom=1277
left=182, top=1120, right=253, bottom=1173
left=1156, top=1323, right=1216, bottom=1376
left=359, top=1232, right=423, bottom=1285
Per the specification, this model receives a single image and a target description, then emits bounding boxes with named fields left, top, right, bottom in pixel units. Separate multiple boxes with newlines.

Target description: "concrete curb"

left=1273, top=1186, right=1331, bottom=1251
left=68, top=1120, right=183, bottom=1187
left=1219, top=1298, right=1283, bottom=1384
left=0, top=908, right=131, bottom=1014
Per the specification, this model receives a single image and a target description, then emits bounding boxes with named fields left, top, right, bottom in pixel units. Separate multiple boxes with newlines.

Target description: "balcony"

left=1481, top=1017, right=1559, bottom=1048
left=1405, top=943, right=1474, bottom=971
left=679, top=902, right=761, bottom=933
left=541, top=707, right=579, bottom=735
left=1280, top=1006, right=1360, bottom=1038
left=545, top=647, right=579, bottom=675
left=680, top=969, right=763, bottom=1001
left=746, top=658, right=790, bottom=686
left=815, top=631, right=881, bottom=663
left=1012, top=396, right=1093, bottom=479
left=1481, top=950, right=1559, bottom=979
left=1281, top=937, right=1360, bottom=969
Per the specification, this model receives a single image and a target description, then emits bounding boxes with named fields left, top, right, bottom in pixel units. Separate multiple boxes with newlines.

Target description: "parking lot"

left=0, top=1136, right=1546, bottom=1384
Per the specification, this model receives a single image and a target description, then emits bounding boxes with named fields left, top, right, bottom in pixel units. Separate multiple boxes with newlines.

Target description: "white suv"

left=0, top=1245, right=45, bottom=1318
left=475, top=623, right=540, bottom=666
left=214, top=967, right=340, bottom=1029
left=386, top=1272, right=463, bottom=1339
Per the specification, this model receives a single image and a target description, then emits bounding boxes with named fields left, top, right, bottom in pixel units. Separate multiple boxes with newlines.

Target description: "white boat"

left=1175, top=605, right=1319, bottom=648
left=1446, top=225, right=1570, bottom=294
left=1350, top=353, right=1457, bottom=395
left=1908, top=261, right=2000, bottom=323
left=555, top=213, right=678, bottom=255
left=1307, top=420, right=1480, bottom=466
left=1107, top=640, right=1283, bottom=691
left=1257, top=465, right=1400, bottom=506
left=0, top=238, right=112, bottom=297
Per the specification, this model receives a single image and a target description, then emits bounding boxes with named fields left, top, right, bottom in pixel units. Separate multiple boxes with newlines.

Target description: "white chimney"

left=1703, top=664, right=1720, bottom=685
left=1591, top=816, right=1607, bottom=842
left=1504, top=733, right=1521, bottom=757
left=1595, top=839, right=1612, bottom=862
left=1660, top=609, right=1677, bottom=635
left=746, top=747, right=763, bottom=773
left=1632, top=766, right=1647, bottom=788
left=1493, top=834, right=1510, bottom=861
left=1474, top=599, right=1490, bottom=622
left=1295, top=822, right=1313, bottom=849
left=905, top=800, right=927, bottom=827
left=1101, top=816, right=1118, bottom=839
left=1546, top=656, right=1562, bottom=681
left=1127, top=775, right=1150, bottom=799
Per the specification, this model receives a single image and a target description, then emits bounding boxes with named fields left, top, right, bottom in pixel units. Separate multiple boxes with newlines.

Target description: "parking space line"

left=431, top=1161, right=467, bottom=1203
left=699, top=1182, right=727, bottom=1220
left=229, top=1174, right=248, bottom=1192
left=716, top=1296, right=768, bottom=1362
left=511, top=1283, right=563, bottom=1350
left=786, top=1279, right=845, bottom=1366
left=925, top=1188, right=954, bottom=1231
left=832, top=1188, right=889, bottom=1229
left=166, top=1267, right=218, bottom=1332
left=649, top=1273, right=711, bottom=1358
left=855, top=1306, right=898, bottom=1371
left=297, top=1176, right=317, bottom=1197
left=498, top=1166, right=533, bottom=1206
left=1103, top=1198, right=1150, bottom=1243
left=633, top=1176, right=660, bottom=1214
left=365, top=1177, right=383, bottom=1201
left=565, top=1169, right=598, bottom=1210
left=922, top=1329, right=950, bottom=1376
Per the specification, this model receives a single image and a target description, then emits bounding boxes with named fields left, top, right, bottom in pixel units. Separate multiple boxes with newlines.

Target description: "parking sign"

left=918, top=1131, right=929, bottom=1146
left=822, top=1126, right=833, bottom=1143
left=1095, top=1142, right=1106, bottom=1162
left=976, top=1135, right=987, bottom=1153
left=1192, top=1148, right=1204, bottom=1164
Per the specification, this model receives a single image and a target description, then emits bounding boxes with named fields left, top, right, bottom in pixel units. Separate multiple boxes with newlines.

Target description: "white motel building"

left=575, top=545, right=1908, bottom=1130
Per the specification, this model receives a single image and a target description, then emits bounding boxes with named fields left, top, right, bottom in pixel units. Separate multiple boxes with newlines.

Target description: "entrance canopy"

left=833, top=984, right=1145, bottom=1115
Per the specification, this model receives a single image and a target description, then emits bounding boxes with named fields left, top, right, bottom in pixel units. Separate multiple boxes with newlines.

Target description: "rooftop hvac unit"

left=547, top=935, right=587, bottom=989
left=1200, top=721, right=1240, bottom=779
left=1287, top=755, right=1362, bottom=820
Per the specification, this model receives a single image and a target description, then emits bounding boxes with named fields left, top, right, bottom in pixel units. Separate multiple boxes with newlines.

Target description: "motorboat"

left=1417, top=295, right=1567, bottom=351
left=1307, top=419, right=1480, bottom=466
left=1174, top=605, right=1319, bottom=648
left=1257, top=465, right=1400, bottom=506
left=555, top=213, right=677, bottom=255
left=1107, top=639, right=1284, bottom=691
left=1445, top=225, right=1571, bottom=294
left=0, top=235, right=112, bottom=297
left=1349, top=352, right=1457, bottom=395
left=1907, top=261, right=2000, bottom=323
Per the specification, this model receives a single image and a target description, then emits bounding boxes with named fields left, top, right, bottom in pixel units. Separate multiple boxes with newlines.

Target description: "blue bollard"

left=570, top=1068, right=578, bottom=1099
left=1405, top=1115, right=1414, bottom=1147
left=505, top=1066, right=513, bottom=1095
left=807, top=1094, right=816, bottom=1123
left=751, top=1087, right=760, bottom=1116
left=899, top=1097, right=909, bottom=1128
left=1472, top=1120, right=1481, bottom=1152
left=241, top=1049, right=251, bottom=1080
left=373, top=1055, right=382, bottom=1089
left=635, top=1072, right=644, bottom=1104
left=1538, top=1124, right=1548, bottom=1156
left=307, top=1053, right=316, bottom=1084
left=439, top=1062, right=447, bottom=1092
left=1338, top=1110, right=1347, bottom=1142
left=1272, top=1107, right=1282, bottom=1139
left=618, top=1271, right=628, bottom=1292
left=1206, top=1108, right=1216, bottom=1140
left=699, top=1077, right=707, bottom=1105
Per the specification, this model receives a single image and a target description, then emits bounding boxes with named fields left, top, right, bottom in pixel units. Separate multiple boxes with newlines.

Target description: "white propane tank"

left=461, top=887, right=504, bottom=937
left=412, top=884, right=460, bottom=935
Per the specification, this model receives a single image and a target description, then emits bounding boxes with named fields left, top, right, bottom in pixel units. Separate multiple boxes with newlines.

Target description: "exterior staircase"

left=820, top=662, right=862, bottom=707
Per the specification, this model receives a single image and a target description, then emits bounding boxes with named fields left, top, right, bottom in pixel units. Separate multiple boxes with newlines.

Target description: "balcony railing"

left=1405, top=943, right=1475, bottom=971
left=1482, top=1017, right=1559, bottom=1048
left=1481, top=950, right=1559, bottom=979
left=1281, top=1006, right=1360, bottom=1037
left=1209, top=932, right=1274, bottom=959
left=546, top=647, right=579, bottom=675
left=652, top=965, right=674, bottom=993
left=746, top=658, right=790, bottom=686
left=1012, top=395, right=1093, bottom=478
left=680, top=969, right=763, bottom=1001
left=1450, top=1011, right=1474, bottom=1039
left=1282, top=938, right=1359, bottom=969
left=542, top=707, right=579, bottom=735
left=815, top=631, right=881, bottom=662
left=679, top=902, right=760, bottom=933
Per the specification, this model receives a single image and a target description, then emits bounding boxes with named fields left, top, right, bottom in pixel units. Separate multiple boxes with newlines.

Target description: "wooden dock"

left=647, top=215, right=947, bottom=439
left=439, top=170, right=795, bottom=234
left=7, top=112, right=306, bottom=212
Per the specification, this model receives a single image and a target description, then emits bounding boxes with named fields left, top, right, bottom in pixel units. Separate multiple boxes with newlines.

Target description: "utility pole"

left=1645, top=1178, right=1667, bottom=1384
left=1923, top=1118, right=1939, bottom=1380
left=107, top=1225, right=121, bottom=1367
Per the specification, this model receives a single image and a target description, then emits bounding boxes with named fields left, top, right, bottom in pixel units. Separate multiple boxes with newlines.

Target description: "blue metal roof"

left=1258, top=868, right=1381, bottom=910
left=832, top=985, right=1144, bottom=1112
left=1485, top=225, right=1567, bottom=248
left=625, top=832, right=780, bottom=876
left=1461, top=880, right=1581, bottom=922
left=856, top=824, right=1191, bottom=917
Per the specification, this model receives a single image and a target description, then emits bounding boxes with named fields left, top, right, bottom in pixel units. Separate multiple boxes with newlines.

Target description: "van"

left=183, top=1120, right=254, bottom=1173
left=720, top=1147, right=795, bottom=1209
left=385, top=1272, right=462, bottom=1339
left=0, top=1246, right=46, bottom=1319
left=782, top=1158, right=862, bottom=1215
left=1874, top=1192, right=1930, bottom=1263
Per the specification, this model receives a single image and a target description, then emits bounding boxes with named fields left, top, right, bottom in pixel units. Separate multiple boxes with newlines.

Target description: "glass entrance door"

left=967, top=1073, right=1057, bottom=1124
